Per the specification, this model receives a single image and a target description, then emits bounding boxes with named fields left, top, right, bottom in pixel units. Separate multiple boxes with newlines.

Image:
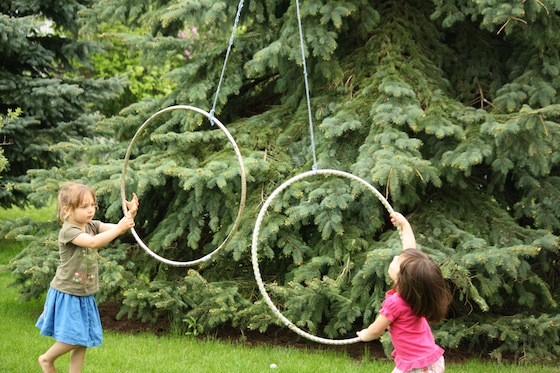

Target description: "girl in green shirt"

left=37, top=182, right=138, bottom=373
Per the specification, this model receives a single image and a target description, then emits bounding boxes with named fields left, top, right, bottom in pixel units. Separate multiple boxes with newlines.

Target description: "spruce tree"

left=0, top=0, right=125, bottom=207
left=0, top=111, right=13, bottom=174
left=3, top=0, right=560, bottom=361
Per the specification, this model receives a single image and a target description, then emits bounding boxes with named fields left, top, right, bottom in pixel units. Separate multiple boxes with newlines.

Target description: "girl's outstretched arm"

left=72, top=217, right=135, bottom=249
left=356, top=314, right=392, bottom=342
left=390, top=212, right=416, bottom=250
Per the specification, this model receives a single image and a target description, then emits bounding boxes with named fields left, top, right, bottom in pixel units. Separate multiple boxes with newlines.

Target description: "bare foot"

left=38, top=354, right=56, bottom=373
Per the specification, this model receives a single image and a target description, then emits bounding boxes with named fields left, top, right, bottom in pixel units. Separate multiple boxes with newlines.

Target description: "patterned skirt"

left=392, top=356, right=445, bottom=373
left=36, top=287, right=103, bottom=348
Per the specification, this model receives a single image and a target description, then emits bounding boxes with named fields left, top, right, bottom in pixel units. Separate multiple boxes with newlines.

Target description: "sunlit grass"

left=0, top=202, right=56, bottom=221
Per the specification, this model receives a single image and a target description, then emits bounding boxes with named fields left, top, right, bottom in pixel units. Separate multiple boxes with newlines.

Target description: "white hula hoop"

left=251, top=169, right=396, bottom=345
left=121, top=105, right=247, bottom=267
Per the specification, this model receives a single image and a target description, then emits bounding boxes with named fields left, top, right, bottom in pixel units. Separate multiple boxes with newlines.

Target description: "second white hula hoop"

left=121, top=105, right=247, bottom=267
left=251, top=169, right=396, bottom=345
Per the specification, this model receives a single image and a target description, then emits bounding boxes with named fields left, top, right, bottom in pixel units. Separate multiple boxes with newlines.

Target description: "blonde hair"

left=394, top=248, right=452, bottom=322
left=57, top=182, right=96, bottom=224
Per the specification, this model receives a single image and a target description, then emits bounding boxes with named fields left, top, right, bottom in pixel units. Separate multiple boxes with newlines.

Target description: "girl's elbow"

left=87, top=239, right=108, bottom=249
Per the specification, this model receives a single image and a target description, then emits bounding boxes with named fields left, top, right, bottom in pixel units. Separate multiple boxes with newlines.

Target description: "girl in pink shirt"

left=356, top=212, right=452, bottom=372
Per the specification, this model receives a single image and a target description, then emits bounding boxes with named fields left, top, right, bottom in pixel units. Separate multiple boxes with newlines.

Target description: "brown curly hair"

left=393, top=248, right=452, bottom=322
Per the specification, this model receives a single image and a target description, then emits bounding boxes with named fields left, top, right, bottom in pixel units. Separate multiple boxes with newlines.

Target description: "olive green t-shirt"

left=50, top=220, right=102, bottom=296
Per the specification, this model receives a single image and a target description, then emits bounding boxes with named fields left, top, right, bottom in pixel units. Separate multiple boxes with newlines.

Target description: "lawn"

left=1, top=206, right=558, bottom=372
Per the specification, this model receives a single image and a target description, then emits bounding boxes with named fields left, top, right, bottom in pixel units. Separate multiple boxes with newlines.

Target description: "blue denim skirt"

left=36, top=287, right=103, bottom=348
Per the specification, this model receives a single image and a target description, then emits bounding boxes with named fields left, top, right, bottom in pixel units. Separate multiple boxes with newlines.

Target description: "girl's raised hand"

left=125, top=193, right=139, bottom=218
left=390, top=212, right=408, bottom=228
left=390, top=212, right=417, bottom=250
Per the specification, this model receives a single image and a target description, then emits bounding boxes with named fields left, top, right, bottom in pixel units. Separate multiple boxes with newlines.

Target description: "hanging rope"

left=295, top=0, right=318, bottom=172
left=209, top=0, right=245, bottom=125
left=121, top=1, right=248, bottom=266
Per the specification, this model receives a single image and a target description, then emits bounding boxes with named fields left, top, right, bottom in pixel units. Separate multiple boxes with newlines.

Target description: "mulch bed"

left=98, top=302, right=480, bottom=364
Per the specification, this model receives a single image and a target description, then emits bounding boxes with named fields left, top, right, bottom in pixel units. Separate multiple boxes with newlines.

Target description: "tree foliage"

left=3, top=0, right=560, bottom=362
left=0, top=109, right=19, bottom=176
left=0, top=0, right=125, bottom=207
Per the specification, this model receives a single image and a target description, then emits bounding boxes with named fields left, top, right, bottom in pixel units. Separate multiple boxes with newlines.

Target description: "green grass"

left=1, top=206, right=558, bottom=372
left=0, top=202, right=57, bottom=222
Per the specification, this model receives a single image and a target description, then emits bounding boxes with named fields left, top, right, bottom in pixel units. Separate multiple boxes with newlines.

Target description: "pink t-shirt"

left=379, top=290, right=444, bottom=371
